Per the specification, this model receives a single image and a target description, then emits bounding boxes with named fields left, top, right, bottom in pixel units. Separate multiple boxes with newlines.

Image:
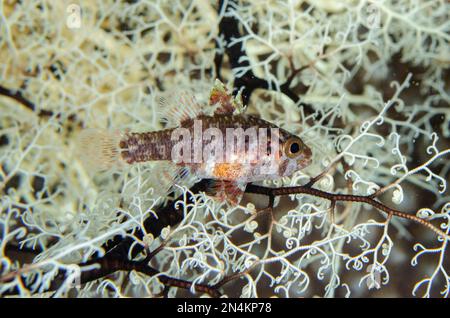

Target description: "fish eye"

left=290, top=142, right=300, bottom=154
left=285, top=137, right=303, bottom=159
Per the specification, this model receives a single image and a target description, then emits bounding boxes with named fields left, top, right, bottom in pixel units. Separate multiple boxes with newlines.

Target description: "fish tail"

left=76, top=128, right=125, bottom=171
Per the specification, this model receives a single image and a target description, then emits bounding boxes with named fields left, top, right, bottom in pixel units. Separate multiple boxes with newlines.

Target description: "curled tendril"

left=426, top=133, right=439, bottom=155
left=416, top=208, right=435, bottom=219
left=392, top=186, right=404, bottom=204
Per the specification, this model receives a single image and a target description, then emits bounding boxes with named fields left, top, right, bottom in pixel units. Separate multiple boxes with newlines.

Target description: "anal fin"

left=205, top=180, right=246, bottom=205
left=156, top=163, right=198, bottom=197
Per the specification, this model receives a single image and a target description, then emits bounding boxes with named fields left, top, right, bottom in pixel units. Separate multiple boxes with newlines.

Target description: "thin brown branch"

left=1, top=253, right=220, bottom=298
left=244, top=184, right=449, bottom=239
left=0, top=84, right=76, bottom=120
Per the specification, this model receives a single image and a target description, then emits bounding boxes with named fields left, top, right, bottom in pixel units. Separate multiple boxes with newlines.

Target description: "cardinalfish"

left=78, top=80, right=312, bottom=204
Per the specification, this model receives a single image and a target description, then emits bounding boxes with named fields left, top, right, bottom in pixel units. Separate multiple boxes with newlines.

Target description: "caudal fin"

left=76, top=129, right=124, bottom=171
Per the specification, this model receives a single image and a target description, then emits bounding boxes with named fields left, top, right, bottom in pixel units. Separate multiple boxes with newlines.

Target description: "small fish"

left=78, top=80, right=312, bottom=204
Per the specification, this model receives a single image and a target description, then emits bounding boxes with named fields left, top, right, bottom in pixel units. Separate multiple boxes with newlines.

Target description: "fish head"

left=272, top=129, right=312, bottom=178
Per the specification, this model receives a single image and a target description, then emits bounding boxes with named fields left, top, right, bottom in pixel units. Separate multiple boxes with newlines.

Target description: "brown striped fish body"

left=78, top=80, right=312, bottom=204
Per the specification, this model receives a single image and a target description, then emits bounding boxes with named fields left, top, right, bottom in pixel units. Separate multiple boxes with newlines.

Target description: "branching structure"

left=0, top=0, right=449, bottom=297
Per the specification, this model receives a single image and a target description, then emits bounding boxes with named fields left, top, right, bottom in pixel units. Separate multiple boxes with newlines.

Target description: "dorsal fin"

left=209, top=79, right=244, bottom=115
left=158, top=90, right=204, bottom=126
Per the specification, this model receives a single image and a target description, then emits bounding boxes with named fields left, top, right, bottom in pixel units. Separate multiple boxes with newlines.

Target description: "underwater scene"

left=0, top=0, right=449, bottom=299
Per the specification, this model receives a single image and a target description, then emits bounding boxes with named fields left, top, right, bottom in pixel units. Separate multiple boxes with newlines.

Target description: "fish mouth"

left=297, top=153, right=312, bottom=169
left=297, top=148, right=312, bottom=168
